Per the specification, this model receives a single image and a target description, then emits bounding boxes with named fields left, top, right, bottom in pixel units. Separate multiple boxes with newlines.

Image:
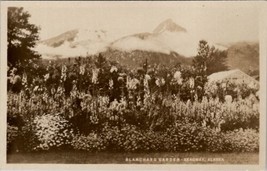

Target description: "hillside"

left=40, top=29, right=79, bottom=47
left=226, top=42, right=259, bottom=76
left=101, top=48, right=192, bottom=69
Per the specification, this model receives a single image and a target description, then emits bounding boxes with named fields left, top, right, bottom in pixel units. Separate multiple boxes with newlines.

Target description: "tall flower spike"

left=174, top=71, right=183, bottom=85
left=92, top=68, right=99, bottom=84
left=189, top=77, right=195, bottom=89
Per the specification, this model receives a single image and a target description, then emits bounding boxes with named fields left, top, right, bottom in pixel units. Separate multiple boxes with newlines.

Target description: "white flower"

left=155, top=78, right=165, bottom=87
left=92, top=68, right=99, bottom=84
left=33, top=86, right=39, bottom=92
left=145, top=74, right=151, bottom=81
left=174, top=71, right=181, bottom=80
left=248, top=81, right=257, bottom=89
left=61, top=65, right=67, bottom=81
left=118, top=77, right=124, bottom=82
left=79, top=65, right=86, bottom=75
left=44, top=73, right=50, bottom=81
left=255, top=90, right=259, bottom=98
left=144, top=74, right=151, bottom=89
left=22, top=74, right=27, bottom=85
left=173, top=71, right=183, bottom=85
left=155, top=79, right=160, bottom=86
left=189, top=77, right=195, bottom=89
left=62, top=65, right=67, bottom=73
left=109, top=79, right=114, bottom=89
left=221, top=83, right=227, bottom=89
left=225, top=95, right=232, bottom=104
left=110, top=66, right=118, bottom=73
left=126, top=77, right=140, bottom=90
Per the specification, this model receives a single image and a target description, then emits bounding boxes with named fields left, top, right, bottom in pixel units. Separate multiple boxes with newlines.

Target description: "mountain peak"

left=40, top=29, right=79, bottom=47
left=153, top=18, right=187, bottom=34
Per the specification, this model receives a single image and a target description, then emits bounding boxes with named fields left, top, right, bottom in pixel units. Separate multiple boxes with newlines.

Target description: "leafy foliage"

left=7, top=125, right=19, bottom=152
left=223, top=129, right=259, bottom=152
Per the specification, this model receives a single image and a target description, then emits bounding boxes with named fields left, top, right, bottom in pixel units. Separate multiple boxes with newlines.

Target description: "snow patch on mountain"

left=35, top=19, right=228, bottom=59
left=36, top=29, right=111, bottom=58
left=110, top=33, right=172, bottom=54
left=35, top=41, right=88, bottom=58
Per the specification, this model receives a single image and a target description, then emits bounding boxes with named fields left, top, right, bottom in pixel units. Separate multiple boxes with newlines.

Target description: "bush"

left=119, top=124, right=147, bottom=152
left=71, top=133, right=106, bottom=152
left=143, top=130, right=167, bottom=152
left=164, top=121, right=224, bottom=152
left=223, top=129, right=259, bottom=152
left=19, top=121, right=41, bottom=152
left=7, top=124, right=18, bottom=152
left=33, top=113, right=74, bottom=151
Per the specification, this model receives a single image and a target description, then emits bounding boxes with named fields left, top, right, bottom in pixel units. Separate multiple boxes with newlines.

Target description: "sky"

left=16, top=1, right=260, bottom=44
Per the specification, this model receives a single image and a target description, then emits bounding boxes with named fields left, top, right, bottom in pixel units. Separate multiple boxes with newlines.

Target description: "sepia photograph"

left=0, top=1, right=266, bottom=170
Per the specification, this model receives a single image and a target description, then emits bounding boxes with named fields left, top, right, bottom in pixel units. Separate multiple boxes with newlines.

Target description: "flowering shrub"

left=69, top=123, right=258, bottom=153
left=205, top=79, right=259, bottom=101
left=19, top=122, right=41, bottom=152
left=33, top=113, right=74, bottom=150
left=223, top=129, right=259, bottom=152
left=119, top=124, right=148, bottom=152
left=7, top=124, right=18, bottom=151
left=201, top=128, right=225, bottom=152
left=71, top=133, right=106, bottom=152
left=100, top=124, right=123, bottom=151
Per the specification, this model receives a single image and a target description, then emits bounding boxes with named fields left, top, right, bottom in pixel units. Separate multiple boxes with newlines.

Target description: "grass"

left=7, top=151, right=259, bottom=164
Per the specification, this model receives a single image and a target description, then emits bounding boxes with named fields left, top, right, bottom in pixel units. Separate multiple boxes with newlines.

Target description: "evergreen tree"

left=193, top=40, right=228, bottom=75
left=8, top=7, right=40, bottom=71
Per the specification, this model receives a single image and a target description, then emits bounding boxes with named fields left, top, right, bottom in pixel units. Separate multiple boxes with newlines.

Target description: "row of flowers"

left=8, top=88, right=259, bottom=134
left=8, top=56, right=259, bottom=102
left=7, top=115, right=259, bottom=153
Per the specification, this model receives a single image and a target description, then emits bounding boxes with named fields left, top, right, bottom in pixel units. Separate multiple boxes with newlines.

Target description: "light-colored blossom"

left=225, top=95, right=232, bottom=104
left=79, top=65, right=86, bottom=75
left=173, top=71, right=183, bottom=85
left=126, top=77, right=140, bottom=90
left=110, top=66, right=118, bottom=73
left=92, top=68, right=99, bottom=84
left=155, top=78, right=165, bottom=87
left=109, top=79, right=114, bottom=89
left=189, top=77, right=195, bottom=89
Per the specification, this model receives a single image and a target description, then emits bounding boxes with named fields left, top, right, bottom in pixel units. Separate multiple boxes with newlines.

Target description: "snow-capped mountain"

left=36, top=19, right=201, bottom=58
left=35, top=19, right=258, bottom=75
left=36, top=28, right=110, bottom=59
left=110, top=19, right=200, bottom=57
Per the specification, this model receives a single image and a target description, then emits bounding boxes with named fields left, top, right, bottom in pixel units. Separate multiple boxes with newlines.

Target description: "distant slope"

left=101, top=48, right=192, bottom=69
left=40, top=29, right=79, bottom=47
left=110, top=19, right=194, bottom=57
left=37, top=29, right=110, bottom=57
left=226, top=42, right=259, bottom=75
left=35, top=19, right=259, bottom=74
left=110, top=32, right=173, bottom=55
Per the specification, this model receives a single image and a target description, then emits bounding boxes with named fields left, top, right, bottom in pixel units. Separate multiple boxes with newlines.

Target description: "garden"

left=7, top=52, right=260, bottom=164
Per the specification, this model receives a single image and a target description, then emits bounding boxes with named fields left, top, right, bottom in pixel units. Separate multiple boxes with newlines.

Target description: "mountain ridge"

left=36, top=19, right=259, bottom=75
